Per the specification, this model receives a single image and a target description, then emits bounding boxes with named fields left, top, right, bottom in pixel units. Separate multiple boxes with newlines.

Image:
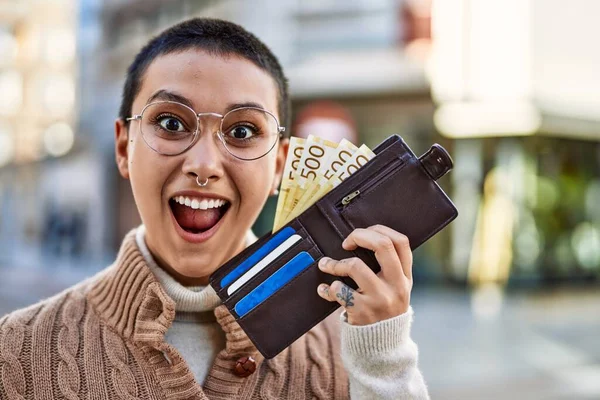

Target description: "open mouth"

left=169, top=195, right=230, bottom=235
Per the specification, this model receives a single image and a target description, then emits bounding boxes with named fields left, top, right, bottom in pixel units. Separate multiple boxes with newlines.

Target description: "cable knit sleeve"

left=340, top=307, right=430, bottom=400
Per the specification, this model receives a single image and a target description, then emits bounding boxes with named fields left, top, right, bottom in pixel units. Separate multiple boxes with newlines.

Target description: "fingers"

left=341, top=227, right=405, bottom=282
left=368, top=225, right=413, bottom=280
left=318, top=256, right=379, bottom=293
left=317, top=280, right=359, bottom=309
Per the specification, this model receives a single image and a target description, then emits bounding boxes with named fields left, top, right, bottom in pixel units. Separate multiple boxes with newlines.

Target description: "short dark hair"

left=118, top=18, right=290, bottom=133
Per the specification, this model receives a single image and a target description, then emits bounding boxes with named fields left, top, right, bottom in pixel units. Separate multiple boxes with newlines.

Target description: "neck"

left=153, top=255, right=211, bottom=286
left=138, top=226, right=253, bottom=287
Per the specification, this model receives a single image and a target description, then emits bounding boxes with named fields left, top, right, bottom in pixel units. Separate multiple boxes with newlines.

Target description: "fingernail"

left=318, top=284, right=329, bottom=295
left=318, top=257, right=329, bottom=268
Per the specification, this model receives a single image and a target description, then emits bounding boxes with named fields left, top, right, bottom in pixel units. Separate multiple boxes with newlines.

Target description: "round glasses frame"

left=126, top=100, right=286, bottom=161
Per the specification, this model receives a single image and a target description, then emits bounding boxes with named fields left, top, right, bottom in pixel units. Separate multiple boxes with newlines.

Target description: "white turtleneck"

left=135, top=226, right=255, bottom=383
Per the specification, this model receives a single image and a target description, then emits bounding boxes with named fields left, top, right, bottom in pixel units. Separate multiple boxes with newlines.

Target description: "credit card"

left=220, top=226, right=296, bottom=288
left=227, top=234, right=302, bottom=295
left=234, top=251, right=315, bottom=317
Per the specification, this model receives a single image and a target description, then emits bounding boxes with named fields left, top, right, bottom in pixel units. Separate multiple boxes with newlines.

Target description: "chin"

left=173, top=254, right=217, bottom=278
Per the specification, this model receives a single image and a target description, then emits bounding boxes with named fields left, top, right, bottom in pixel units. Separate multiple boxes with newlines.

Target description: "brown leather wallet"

left=209, top=135, right=458, bottom=359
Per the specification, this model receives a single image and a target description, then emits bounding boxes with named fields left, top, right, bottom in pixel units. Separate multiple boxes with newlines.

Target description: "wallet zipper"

left=341, top=190, right=360, bottom=205
left=336, top=156, right=405, bottom=209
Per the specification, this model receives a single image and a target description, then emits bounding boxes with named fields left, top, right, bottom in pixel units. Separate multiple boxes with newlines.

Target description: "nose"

left=181, top=118, right=225, bottom=184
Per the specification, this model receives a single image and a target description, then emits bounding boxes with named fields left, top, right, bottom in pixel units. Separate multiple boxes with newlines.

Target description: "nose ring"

left=196, top=176, right=209, bottom=187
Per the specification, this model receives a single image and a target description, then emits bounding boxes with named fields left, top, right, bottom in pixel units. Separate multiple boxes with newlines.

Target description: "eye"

left=228, top=125, right=258, bottom=140
left=158, top=116, right=186, bottom=132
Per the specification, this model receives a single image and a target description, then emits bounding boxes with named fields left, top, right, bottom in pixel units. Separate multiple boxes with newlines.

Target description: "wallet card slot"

left=234, top=250, right=317, bottom=317
left=222, top=235, right=320, bottom=307
left=219, top=225, right=297, bottom=289
left=226, top=233, right=303, bottom=296
left=210, top=219, right=306, bottom=293
left=235, top=253, right=341, bottom=359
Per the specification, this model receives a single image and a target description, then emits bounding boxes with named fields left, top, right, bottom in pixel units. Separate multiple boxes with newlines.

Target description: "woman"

left=0, top=18, right=429, bottom=399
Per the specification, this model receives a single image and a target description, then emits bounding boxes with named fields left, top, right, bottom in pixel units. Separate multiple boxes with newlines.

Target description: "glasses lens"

left=221, top=108, right=280, bottom=160
left=141, top=102, right=197, bottom=155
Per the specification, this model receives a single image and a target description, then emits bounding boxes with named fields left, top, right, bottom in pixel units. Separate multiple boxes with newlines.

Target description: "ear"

left=115, top=118, right=131, bottom=179
left=273, top=138, right=289, bottom=191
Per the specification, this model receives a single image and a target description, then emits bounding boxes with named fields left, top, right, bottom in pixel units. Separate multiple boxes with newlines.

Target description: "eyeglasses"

left=126, top=101, right=286, bottom=160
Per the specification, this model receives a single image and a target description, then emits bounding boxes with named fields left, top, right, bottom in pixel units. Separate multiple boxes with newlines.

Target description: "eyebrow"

left=147, top=90, right=268, bottom=114
left=147, top=90, right=194, bottom=109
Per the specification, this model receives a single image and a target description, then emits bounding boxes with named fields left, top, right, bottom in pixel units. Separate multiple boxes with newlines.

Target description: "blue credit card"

left=220, top=226, right=296, bottom=288
left=234, top=251, right=315, bottom=317
left=227, top=234, right=302, bottom=295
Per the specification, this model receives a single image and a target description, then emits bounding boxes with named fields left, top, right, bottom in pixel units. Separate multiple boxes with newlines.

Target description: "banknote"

left=306, top=144, right=375, bottom=208
left=273, top=137, right=305, bottom=231
left=279, top=135, right=339, bottom=224
left=286, top=139, right=358, bottom=221
left=274, top=137, right=375, bottom=230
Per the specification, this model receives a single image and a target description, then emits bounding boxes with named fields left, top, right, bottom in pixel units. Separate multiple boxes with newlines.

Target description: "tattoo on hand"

left=337, top=285, right=355, bottom=307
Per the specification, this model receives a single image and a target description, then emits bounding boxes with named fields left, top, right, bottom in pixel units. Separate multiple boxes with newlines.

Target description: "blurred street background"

left=1, top=0, right=599, bottom=398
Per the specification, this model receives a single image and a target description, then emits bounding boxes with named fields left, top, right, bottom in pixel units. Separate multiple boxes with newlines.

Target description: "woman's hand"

left=316, top=225, right=413, bottom=326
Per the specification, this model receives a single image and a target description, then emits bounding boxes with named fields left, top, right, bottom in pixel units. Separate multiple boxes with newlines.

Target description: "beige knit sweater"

left=0, top=229, right=349, bottom=399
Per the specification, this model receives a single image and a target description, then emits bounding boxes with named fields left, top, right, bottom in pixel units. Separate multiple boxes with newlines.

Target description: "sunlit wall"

left=429, top=0, right=600, bottom=285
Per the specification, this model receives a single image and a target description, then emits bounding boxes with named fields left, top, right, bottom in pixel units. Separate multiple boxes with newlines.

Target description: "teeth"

left=172, top=195, right=227, bottom=210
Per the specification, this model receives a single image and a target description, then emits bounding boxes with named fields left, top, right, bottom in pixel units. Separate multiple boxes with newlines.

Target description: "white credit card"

left=227, top=234, right=302, bottom=295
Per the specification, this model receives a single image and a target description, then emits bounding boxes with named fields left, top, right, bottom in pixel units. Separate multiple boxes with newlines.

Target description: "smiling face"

left=115, top=50, right=288, bottom=285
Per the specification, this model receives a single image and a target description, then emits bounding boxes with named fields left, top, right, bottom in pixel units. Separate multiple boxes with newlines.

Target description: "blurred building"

left=0, top=0, right=82, bottom=266
left=0, top=0, right=598, bottom=286
left=430, top=0, right=600, bottom=284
